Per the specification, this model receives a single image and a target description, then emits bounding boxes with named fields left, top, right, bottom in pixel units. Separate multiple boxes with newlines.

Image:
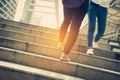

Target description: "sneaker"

left=58, top=42, right=63, bottom=49
left=86, top=48, right=94, bottom=55
left=93, top=41, right=99, bottom=48
left=60, top=53, right=71, bottom=62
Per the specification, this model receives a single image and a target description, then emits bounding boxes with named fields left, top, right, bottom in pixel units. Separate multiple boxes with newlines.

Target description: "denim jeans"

left=87, top=1, right=108, bottom=47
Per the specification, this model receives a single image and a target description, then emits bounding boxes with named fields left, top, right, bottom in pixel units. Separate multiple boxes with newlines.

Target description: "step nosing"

left=94, top=47, right=120, bottom=54
left=0, top=46, right=120, bottom=75
left=0, top=37, right=120, bottom=63
left=0, top=60, right=79, bottom=80
left=0, top=36, right=120, bottom=64
left=0, top=28, right=57, bottom=41
left=0, top=46, right=58, bottom=61
left=0, top=36, right=120, bottom=63
left=0, top=22, right=59, bottom=35
left=0, top=36, right=59, bottom=49
left=73, top=51, right=120, bottom=63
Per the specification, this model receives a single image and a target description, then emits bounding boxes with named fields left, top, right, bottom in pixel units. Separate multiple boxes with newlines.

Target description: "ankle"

left=60, top=53, right=71, bottom=61
left=88, top=46, right=93, bottom=49
left=62, top=52, right=68, bottom=56
left=58, top=42, right=63, bottom=49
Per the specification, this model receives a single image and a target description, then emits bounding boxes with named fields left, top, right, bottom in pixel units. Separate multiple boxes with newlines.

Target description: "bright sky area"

left=14, top=0, right=88, bottom=29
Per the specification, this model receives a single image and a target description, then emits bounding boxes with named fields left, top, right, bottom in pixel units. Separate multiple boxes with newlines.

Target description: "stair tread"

left=1, top=46, right=120, bottom=75
left=0, top=21, right=87, bottom=40
left=1, top=36, right=120, bottom=68
left=0, top=28, right=87, bottom=51
left=0, top=35, right=119, bottom=55
left=0, top=47, right=120, bottom=80
left=0, top=28, right=57, bottom=41
left=0, top=60, right=84, bottom=80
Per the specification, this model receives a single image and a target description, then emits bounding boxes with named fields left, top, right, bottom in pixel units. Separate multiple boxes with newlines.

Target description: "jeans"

left=59, top=0, right=89, bottom=54
left=87, top=1, right=108, bottom=47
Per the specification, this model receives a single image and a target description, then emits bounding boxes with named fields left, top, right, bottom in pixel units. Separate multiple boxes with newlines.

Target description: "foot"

left=86, top=48, right=94, bottom=55
left=94, top=34, right=102, bottom=42
left=60, top=53, right=71, bottom=62
left=58, top=42, right=63, bottom=49
left=93, top=41, right=99, bottom=48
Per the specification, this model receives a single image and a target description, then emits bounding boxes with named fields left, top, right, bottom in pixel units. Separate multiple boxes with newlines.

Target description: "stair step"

left=1, top=36, right=119, bottom=59
left=99, top=43, right=111, bottom=50
left=108, top=39, right=120, bottom=45
left=112, top=48, right=120, bottom=53
left=0, top=47, right=120, bottom=80
left=1, top=18, right=119, bottom=47
left=0, top=19, right=87, bottom=41
left=98, top=38, right=120, bottom=47
left=93, top=48, right=120, bottom=59
left=0, top=60, right=84, bottom=80
left=1, top=46, right=120, bottom=72
left=0, top=28, right=87, bottom=51
left=0, top=28, right=58, bottom=46
left=99, top=38, right=109, bottom=44
left=109, top=42, right=120, bottom=46
left=0, top=19, right=58, bottom=33
left=0, top=24, right=59, bottom=39
left=110, top=44, right=120, bottom=52
left=99, top=43, right=120, bottom=52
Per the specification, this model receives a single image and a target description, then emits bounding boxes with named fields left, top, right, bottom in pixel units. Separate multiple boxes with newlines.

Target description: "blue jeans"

left=87, top=1, right=108, bottom=47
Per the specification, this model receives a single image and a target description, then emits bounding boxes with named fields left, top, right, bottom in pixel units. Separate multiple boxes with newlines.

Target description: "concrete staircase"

left=0, top=19, right=120, bottom=80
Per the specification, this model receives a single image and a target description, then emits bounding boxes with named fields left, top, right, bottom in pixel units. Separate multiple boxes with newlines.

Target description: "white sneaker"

left=86, top=48, right=94, bottom=55
left=58, top=42, right=63, bottom=49
left=93, top=41, right=99, bottom=48
left=60, top=53, right=71, bottom=62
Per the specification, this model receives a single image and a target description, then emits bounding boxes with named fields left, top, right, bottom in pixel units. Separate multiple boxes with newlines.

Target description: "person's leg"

left=87, top=1, right=97, bottom=48
left=59, top=7, right=72, bottom=43
left=86, top=1, right=97, bottom=55
left=63, top=0, right=89, bottom=55
left=94, top=6, right=108, bottom=42
left=60, top=0, right=89, bottom=61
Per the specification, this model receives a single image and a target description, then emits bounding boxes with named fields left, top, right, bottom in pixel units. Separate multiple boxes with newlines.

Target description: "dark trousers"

left=59, top=0, right=89, bottom=54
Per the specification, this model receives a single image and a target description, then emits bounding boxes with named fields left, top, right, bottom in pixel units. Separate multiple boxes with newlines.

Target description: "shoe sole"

left=60, top=59, right=71, bottom=62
